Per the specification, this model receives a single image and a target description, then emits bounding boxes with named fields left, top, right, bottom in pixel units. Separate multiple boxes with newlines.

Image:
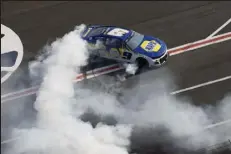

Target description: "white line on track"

left=202, top=119, right=231, bottom=130
left=168, top=32, right=231, bottom=56
left=1, top=136, right=21, bottom=145
left=170, top=75, right=231, bottom=95
left=207, top=18, right=231, bottom=39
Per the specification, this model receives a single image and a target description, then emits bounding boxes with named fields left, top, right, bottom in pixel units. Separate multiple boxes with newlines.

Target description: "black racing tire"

left=135, top=57, right=149, bottom=75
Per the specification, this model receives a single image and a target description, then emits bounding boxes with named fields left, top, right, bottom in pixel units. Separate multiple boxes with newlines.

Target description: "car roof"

left=85, top=25, right=133, bottom=41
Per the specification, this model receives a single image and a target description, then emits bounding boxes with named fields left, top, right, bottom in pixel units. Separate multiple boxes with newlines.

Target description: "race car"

left=80, top=25, right=168, bottom=73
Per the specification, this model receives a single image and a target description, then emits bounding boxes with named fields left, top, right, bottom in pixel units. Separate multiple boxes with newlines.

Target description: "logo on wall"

left=1, top=24, right=24, bottom=84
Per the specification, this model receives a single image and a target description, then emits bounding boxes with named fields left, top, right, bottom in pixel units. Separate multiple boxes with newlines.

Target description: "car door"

left=103, top=37, right=122, bottom=60
left=107, top=39, right=135, bottom=63
left=119, top=44, right=134, bottom=63
left=96, top=37, right=135, bottom=63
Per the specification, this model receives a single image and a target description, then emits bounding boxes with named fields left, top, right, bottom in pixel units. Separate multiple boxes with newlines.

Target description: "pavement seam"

left=128, top=1, right=219, bottom=28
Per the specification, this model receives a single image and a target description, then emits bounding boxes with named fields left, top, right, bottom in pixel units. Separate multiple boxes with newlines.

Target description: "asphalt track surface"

left=1, top=1, right=231, bottom=154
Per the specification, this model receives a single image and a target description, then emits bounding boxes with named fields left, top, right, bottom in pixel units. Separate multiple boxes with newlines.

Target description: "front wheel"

left=134, top=58, right=149, bottom=75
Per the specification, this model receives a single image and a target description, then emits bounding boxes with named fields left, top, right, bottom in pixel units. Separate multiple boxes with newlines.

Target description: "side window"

left=94, top=37, right=104, bottom=43
left=125, top=43, right=132, bottom=51
left=94, top=37, right=106, bottom=48
left=105, top=38, right=122, bottom=48
left=97, top=37, right=105, bottom=41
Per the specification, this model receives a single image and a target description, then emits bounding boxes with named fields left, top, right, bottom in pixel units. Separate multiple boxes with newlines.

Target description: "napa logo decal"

left=141, top=40, right=161, bottom=52
left=1, top=24, right=24, bottom=84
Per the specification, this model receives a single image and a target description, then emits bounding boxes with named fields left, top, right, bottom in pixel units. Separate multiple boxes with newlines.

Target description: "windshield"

left=126, top=31, right=144, bottom=50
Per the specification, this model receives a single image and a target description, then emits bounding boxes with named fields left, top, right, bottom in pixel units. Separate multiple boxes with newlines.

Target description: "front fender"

left=136, top=54, right=153, bottom=67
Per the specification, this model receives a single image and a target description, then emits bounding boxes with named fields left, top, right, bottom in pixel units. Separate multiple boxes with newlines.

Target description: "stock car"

left=80, top=25, right=168, bottom=74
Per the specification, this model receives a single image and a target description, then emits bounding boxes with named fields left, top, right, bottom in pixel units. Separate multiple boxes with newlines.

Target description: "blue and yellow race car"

left=81, top=25, right=168, bottom=72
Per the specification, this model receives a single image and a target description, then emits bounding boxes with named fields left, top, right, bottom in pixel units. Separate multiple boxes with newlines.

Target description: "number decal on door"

left=122, top=52, right=132, bottom=60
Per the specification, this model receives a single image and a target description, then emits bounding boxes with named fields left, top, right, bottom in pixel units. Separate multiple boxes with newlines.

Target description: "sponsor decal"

left=1, top=24, right=24, bottom=84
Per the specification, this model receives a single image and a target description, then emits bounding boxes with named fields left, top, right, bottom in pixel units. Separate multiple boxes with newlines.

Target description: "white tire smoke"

left=8, top=24, right=131, bottom=154
left=4, top=24, right=231, bottom=154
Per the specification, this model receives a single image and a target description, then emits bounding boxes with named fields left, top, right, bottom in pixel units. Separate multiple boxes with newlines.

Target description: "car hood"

left=133, top=35, right=167, bottom=58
